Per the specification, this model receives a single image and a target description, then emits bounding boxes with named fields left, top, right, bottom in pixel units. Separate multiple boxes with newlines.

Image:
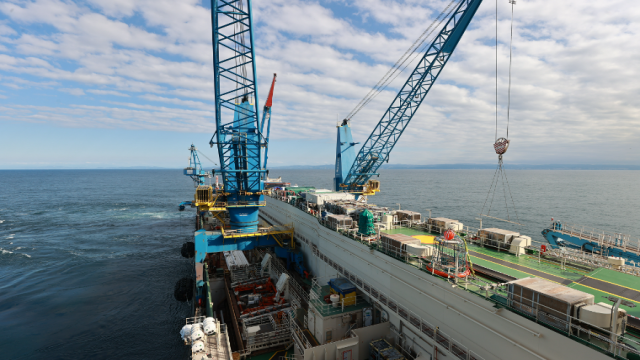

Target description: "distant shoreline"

left=1, top=164, right=640, bottom=171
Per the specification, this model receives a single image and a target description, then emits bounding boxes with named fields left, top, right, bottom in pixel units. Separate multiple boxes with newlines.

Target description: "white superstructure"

left=261, top=195, right=610, bottom=360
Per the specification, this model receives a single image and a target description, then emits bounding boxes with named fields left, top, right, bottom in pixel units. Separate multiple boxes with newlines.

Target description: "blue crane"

left=209, top=0, right=271, bottom=233
left=183, top=144, right=208, bottom=187
left=334, top=0, right=483, bottom=194
left=180, top=144, right=210, bottom=211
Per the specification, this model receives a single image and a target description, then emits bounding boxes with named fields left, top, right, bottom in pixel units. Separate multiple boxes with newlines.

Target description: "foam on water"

left=0, top=169, right=194, bottom=359
left=0, top=168, right=638, bottom=360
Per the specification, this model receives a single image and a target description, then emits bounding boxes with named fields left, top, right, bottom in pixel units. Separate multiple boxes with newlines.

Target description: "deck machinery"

left=180, top=0, right=640, bottom=359
left=180, top=1, right=308, bottom=358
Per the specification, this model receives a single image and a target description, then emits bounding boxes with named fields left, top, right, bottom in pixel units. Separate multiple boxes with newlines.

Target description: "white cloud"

left=59, top=87, right=85, bottom=95
left=87, top=89, right=129, bottom=97
left=0, top=0, right=638, bottom=166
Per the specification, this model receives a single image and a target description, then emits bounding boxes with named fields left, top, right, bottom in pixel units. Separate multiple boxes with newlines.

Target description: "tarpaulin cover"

left=329, top=278, right=356, bottom=295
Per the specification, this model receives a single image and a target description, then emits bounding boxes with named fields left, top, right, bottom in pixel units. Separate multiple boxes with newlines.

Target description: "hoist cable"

left=349, top=0, right=460, bottom=119
left=199, top=151, right=218, bottom=166
left=501, top=162, right=520, bottom=223
left=345, top=0, right=460, bottom=120
left=346, top=0, right=455, bottom=120
left=495, top=0, right=498, bottom=142
left=480, top=163, right=501, bottom=216
left=506, top=1, right=515, bottom=138
left=500, top=161, right=509, bottom=220
left=481, top=0, right=521, bottom=226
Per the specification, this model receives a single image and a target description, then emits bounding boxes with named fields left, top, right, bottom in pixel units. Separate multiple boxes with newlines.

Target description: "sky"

left=0, top=0, right=639, bottom=169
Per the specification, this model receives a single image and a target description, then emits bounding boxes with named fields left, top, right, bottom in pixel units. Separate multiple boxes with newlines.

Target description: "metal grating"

left=355, top=277, right=363, bottom=287
left=371, top=288, right=379, bottom=299
left=363, top=283, right=371, bottom=293
left=379, top=294, right=387, bottom=305
left=344, top=269, right=351, bottom=278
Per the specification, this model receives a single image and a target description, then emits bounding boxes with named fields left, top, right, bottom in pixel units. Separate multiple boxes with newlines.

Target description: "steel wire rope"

left=495, top=0, right=498, bottom=142
left=349, top=0, right=459, bottom=119
left=501, top=162, right=520, bottom=223
left=480, top=163, right=501, bottom=216
left=199, top=151, right=218, bottom=166
left=481, top=0, right=520, bottom=225
left=366, top=0, right=461, bottom=109
left=506, top=0, right=515, bottom=138
left=348, top=1, right=460, bottom=120
left=344, top=5, right=448, bottom=120
left=500, top=161, right=510, bottom=220
left=345, top=0, right=459, bottom=120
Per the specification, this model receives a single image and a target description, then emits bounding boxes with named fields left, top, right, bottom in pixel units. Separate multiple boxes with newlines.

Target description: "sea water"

left=0, top=169, right=638, bottom=359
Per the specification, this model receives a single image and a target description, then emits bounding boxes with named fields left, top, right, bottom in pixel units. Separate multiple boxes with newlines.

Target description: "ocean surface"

left=0, top=169, right=638, bottom=359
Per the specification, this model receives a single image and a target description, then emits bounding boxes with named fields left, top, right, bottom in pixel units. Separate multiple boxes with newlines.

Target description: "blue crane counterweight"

left=335, top=0, right=483, bottom=194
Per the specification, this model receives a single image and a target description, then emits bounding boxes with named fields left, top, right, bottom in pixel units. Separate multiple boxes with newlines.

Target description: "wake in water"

left=0, top=247, right=31, bottom=258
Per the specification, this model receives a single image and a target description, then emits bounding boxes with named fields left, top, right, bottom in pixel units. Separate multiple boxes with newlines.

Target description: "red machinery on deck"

left=233, top=278, right=286, bottom=315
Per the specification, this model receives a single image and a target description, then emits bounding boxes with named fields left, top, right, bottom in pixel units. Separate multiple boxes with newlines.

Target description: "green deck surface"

left=378, top=226, right=640, bottom=322
left=470, top=256, right=533, bottom=279
left=468, top=244, right=586, bottom=282
left=567, top=283, right=640, bottom=318
left=587, top=268, right=640, bottom=292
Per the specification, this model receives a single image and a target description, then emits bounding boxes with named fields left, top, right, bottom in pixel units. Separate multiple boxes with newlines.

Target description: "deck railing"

left=549, top=221, right=640, bottom=254
left=308, top=275, right=370, bottom=314
left=269, top=194, right=640, bottom=359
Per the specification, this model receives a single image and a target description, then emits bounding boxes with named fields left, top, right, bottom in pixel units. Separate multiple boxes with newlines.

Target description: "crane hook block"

left=494, top=137, right=510, bottom=155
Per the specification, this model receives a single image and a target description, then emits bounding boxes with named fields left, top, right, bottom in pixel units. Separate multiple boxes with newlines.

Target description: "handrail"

left=268, top=194, right=640, bottom=358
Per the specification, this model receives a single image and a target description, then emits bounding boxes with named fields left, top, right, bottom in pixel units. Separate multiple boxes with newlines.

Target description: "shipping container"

left=380, top=233, right=420, bottom=257
left=507, top=277, right=594, bottom=331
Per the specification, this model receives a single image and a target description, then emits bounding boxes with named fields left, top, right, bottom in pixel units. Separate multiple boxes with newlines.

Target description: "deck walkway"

left=467, top=245, right=640, bottom=317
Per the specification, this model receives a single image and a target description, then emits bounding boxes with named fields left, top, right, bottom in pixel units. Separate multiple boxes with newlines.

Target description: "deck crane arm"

left=184, top=144, right=208, bottom=187
left=261, top=74, right=277, bottom=170
left=337, top=0, right=483, bottom=194
left=208, top=0, right=267, bottom=233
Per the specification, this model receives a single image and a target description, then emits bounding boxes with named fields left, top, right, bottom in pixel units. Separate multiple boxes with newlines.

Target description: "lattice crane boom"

left=337, top=0, right=483, bottom=193
left=209, top=0, right=269, bottom=233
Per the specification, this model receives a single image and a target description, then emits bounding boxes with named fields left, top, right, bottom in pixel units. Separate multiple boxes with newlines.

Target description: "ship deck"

left=381, top=227, right=640, bottom=318
left=310, top=285, right=371, bottom=317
